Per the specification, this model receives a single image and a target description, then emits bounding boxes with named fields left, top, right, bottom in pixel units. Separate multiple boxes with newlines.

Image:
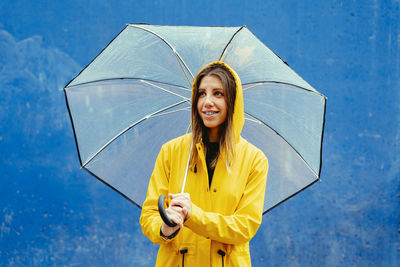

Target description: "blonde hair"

left=190, top=64, right=236, bottom=170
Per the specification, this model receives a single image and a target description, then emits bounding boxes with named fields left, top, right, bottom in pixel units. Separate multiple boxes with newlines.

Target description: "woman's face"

left=197, top=75, right=227, bottom=141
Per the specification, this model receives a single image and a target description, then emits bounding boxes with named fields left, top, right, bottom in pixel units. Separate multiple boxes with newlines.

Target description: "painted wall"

left=1, top=0, right=399, bottom=266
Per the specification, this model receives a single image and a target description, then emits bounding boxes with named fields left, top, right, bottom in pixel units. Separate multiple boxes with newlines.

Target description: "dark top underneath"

left=205, top=142, right=219, bottom=187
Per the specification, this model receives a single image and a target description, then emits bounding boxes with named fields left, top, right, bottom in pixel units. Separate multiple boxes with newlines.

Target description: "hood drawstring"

left=180, top=248, right=188, bottom=267
left=218, top=250, right=226, bottom=267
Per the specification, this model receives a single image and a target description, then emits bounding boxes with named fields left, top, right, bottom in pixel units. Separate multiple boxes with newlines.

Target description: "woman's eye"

left=215, top=91, right=223, bottom=96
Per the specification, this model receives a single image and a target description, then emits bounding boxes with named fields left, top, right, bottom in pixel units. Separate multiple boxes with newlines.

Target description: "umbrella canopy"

left=64, top=24, right=326, bottom=214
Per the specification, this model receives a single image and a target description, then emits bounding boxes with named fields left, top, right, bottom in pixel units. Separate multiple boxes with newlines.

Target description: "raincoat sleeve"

left=185, top=150, right=268, bottom=245
left=140, top=144, right=176, bottom=244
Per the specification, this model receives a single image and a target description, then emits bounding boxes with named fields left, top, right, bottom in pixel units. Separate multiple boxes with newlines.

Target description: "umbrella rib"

left=243, top=81, right=326, bottom=98
left=244, top=112, right=319, bottom=178
left=243, top=82, right=324, bottom=136
left=141, top=80, right=190, bottom=101
left=219, top=26, right=246, bottom=62
left=65, top=77, right=190, bottom=91
left=186, top=122, right=192, bottom=134
left=149, top=107, right=191, bottom=118
left=243, top=83, right=265, bottom=91
left=128, top=24, right=195, bottom=82
left=243, top=117, right=260, bottom=124
left=82, top=99, right=189, bottom=168
left=246, top=100, right=316, bottom=137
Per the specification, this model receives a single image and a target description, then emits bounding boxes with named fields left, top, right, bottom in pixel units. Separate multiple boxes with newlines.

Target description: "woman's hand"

left=169, top=193, right=191, bottom=220
left=160, top=204, right=184, bottom=237
left=160, top=193, right=192, bottom=238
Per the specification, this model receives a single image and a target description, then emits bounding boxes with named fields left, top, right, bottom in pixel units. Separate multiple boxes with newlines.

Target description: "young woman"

left=140, top=61, right=268, bottom=266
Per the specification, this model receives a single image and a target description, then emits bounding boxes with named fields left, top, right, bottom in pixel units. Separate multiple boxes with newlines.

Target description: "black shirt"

left=205, top=142, right=219, bottom=187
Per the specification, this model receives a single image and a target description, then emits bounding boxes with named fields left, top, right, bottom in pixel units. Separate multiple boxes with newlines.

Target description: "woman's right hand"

left=160, top=205, right=185, bottom=237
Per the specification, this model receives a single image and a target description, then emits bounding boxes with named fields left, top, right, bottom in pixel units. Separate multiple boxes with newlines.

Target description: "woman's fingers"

left=161, top=222, right=180, bottom=237
left=161, top=207, right=181, bottom=236
left=160, top=195, right=191, bottom=237
left=169, top=193, right=191, bottom=219
left=160, top=194, right=191, bottom=237
left=169, top=193, right=190, bottom=207
left=166, top=205, right=185, bottom=227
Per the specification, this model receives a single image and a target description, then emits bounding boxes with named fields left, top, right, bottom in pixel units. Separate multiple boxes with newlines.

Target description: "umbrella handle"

left=158, top=144, right=191, bottom=228
left=158, top=195, right=177, bottom=227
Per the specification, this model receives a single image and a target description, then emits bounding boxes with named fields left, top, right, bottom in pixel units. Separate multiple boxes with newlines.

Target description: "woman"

left=140, top=61, right=268, bottom=266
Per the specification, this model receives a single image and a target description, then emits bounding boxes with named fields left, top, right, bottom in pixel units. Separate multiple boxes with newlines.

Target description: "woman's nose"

left=204, top=95, right=214, bottom=106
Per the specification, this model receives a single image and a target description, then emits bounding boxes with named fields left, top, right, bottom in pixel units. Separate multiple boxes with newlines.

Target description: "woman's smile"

left=202, top=111, right=219, bottom=116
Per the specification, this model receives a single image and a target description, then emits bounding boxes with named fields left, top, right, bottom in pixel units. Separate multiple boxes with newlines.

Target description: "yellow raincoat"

left=140, top=62, right=268, bottom=267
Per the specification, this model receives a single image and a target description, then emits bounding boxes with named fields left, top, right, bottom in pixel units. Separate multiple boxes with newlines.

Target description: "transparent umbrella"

left=64, top=24, right=326, bottom=214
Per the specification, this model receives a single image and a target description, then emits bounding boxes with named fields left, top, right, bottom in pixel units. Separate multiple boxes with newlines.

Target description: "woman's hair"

left=190, top=64, right=236, bottom=170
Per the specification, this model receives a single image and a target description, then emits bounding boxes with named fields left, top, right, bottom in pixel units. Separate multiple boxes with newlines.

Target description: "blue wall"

left=1, top=1, right=399, bottom=266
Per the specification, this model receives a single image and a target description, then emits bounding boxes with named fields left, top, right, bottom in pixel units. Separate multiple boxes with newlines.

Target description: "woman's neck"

left=208, top=128, right=220, bottom=142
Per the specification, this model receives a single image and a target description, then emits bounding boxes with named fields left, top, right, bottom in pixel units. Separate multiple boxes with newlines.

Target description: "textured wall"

left=0, top=0, right=399, bottom=266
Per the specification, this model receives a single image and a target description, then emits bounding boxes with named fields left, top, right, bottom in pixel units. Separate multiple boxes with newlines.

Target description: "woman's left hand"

left=169, top=193, right=191, bottom=221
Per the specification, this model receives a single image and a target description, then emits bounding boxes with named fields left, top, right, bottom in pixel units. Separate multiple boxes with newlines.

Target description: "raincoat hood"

left=192, top=61, right=245, bottom=143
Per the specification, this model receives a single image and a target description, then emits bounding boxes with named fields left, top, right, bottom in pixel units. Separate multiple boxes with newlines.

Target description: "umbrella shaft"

left=180, top=143, right=192, bottom=193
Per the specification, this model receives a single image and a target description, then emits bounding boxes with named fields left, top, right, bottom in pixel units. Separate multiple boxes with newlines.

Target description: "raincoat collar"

left=192, top=61, right=244, bottom=144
